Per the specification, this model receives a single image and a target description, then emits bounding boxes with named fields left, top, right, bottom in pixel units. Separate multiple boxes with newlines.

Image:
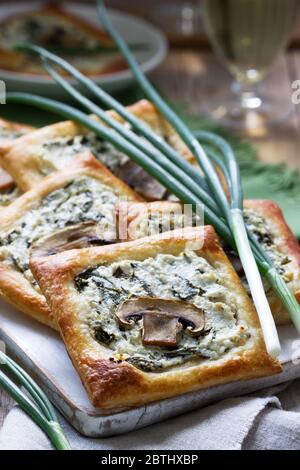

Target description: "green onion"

left=194, top=131, right=281, bottom=355
left=0, top=351, right=71, bottom=450
left=96, top=0, right=283, bottom=356
left=201, top=144, right=232, bottom=193
left=193, top=131, right=243, bottom=209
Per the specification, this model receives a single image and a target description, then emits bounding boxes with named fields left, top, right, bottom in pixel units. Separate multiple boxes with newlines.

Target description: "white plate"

left=0, top=1, right=168, bottom=96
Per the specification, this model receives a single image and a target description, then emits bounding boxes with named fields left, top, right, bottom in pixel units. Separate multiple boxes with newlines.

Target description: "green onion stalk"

left=193, top=131, right=284, bottom=354
left=0, top=351, right=71, bottom=450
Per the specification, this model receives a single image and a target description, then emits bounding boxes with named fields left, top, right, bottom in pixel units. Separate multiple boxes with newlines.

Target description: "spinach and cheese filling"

left=37, top=125, right=169, bottom=199
left=130, top=207, right=292, bottom=283
left=75, top=250, right=250, bottom=372
left=244, top=209, right=292, bottom=282
left=39, top=135, right=129, bottom=175
left=0, top=177, right=118, bottom=289
left=129, top=209, right=202, bottom=239
left=133, top=212, right=188, bottom=239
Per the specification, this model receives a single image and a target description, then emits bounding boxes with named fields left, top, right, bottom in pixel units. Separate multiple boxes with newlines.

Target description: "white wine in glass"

left=203, top=0, right=299, bottom=131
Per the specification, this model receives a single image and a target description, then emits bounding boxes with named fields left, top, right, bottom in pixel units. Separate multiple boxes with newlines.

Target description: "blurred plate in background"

left=0, top=1, right=168, bottom=96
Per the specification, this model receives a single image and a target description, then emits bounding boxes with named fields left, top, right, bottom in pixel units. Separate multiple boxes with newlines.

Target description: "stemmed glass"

left=202, top=0, right=299, bottom=131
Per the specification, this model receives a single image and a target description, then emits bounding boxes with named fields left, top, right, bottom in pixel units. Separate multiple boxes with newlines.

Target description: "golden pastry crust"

left=0, top=117, right=34, bottom=144
left=0, top=100, right=194, bottom=194
left=244, top=199, right=300, bottom=325
left=0, top=119, right=94, bottom=191
left=30, top=226, right=281, bottom=409
left=0, top=4, right=127, bottom=76
left=0, top=152, right=141, bottom=329
left=118, top=199, right=300, bottom=325
left=0, top=117, right=35, bottom=206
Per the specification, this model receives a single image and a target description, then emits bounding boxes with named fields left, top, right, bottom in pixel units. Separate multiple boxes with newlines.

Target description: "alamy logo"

left=0, top=80, right=6, bottom=104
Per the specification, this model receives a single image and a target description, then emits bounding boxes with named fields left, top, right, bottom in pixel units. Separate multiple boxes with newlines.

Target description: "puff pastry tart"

left=0, top=100, right=193, bottom=200
left=0, top=152, right=141, bottom=328
left=30, top=226, right=281, bottom=409
left=117, top=199, right=300, bottom=325
left=0, top=118, right=34, bottom=207
left=0, top=4, right=127, bottom=76
left=243, top=200, right=300, bottom=324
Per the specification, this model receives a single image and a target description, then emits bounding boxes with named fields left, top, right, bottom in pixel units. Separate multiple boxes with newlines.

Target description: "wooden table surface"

left=0, top=48, right=300, bottom=432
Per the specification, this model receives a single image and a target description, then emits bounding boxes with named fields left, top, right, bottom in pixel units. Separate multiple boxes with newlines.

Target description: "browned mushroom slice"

left=115, top=297, right=205, bottom=348
left=30, top=221, right=117, bottom=258
left=0, top=168, right=15, bottom=192
left=117, top=160, right=167, bottom=200
left=142, top=312, right=182, bottom=347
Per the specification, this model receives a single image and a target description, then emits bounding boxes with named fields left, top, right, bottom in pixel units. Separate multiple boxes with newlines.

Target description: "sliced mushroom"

left=117, top=161, right=167, bottom=200
left=0, top=168, right=15, bottom=192
left=142, top=312, right=182, bottom=347
left=221, top=241, right=244, bottom=277
left=227, top=250, right=243, bottom=277
left=30, top=221, right=117, bottom=258
left=115, top=297, right=205, bottom=348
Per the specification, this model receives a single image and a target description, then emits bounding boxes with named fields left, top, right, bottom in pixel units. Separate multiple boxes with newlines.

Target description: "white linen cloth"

left=1, top=380, right=300, bottom=450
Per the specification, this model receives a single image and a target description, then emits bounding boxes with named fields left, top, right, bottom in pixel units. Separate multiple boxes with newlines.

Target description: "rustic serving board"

left=0, top=299, right=299, bottom=437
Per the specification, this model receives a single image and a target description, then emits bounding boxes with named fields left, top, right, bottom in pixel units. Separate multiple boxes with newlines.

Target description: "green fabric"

left=1, top=86, right=299, bottom=236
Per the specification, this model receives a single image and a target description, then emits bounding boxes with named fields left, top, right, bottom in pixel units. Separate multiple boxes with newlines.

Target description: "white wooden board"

left=0, top=299, right=300, bottom=437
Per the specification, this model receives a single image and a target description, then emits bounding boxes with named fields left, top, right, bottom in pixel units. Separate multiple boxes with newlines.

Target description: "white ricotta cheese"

left=244, top=209, right=292, bottom=282
left=39, top=134, right=129, bottom=175
left=75, top=250, right=250, bottom=372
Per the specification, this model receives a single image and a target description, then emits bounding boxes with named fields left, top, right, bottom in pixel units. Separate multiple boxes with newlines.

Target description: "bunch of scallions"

left=5, top=0, right=300, bottom=361
left=0, top=351, right=71, bottom=449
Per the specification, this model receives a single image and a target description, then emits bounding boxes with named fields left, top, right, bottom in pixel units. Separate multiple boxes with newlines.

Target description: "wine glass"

left=202, top=0, right=299, bottom=131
